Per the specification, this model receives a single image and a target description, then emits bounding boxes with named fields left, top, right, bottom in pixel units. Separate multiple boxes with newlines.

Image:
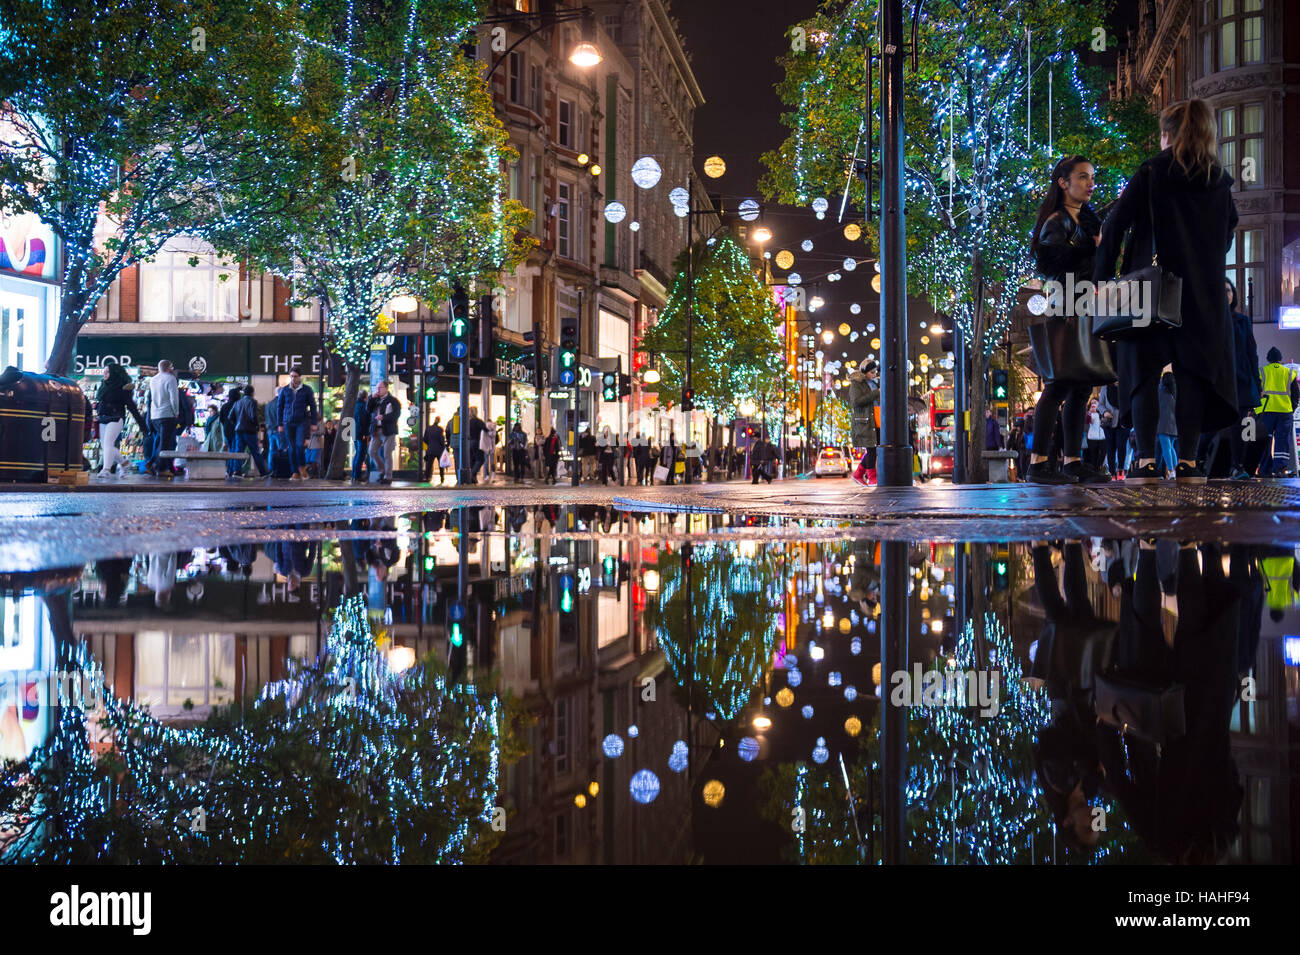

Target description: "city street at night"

left=1, top=0, right=1296, bottom=930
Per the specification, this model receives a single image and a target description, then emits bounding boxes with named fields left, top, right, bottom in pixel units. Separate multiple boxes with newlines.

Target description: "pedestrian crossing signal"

left=424, top=385, right=437, bottom=401
left=449, top=288, right=471, bottom=362
left=602, top=371, right=617, bottom=401
left=991, top=368, right=1008, bottom=400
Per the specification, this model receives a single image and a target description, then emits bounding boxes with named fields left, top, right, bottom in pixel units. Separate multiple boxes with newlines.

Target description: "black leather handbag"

left=1092, top=166, right=1184, bottom=341
left=1094, top=671, right=1186, bottom=750
left=1028, top=313, right=1116, bottom=385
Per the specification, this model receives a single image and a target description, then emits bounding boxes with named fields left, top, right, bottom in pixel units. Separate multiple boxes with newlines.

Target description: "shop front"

left=1, top=207, right=60, bottom=374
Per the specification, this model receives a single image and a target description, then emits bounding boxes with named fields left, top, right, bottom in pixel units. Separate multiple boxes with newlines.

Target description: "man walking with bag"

left=370, top=380, right=401, bottom=484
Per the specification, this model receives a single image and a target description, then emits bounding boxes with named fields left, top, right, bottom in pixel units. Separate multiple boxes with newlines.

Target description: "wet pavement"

left=1, top=502, right=1297, bottom=865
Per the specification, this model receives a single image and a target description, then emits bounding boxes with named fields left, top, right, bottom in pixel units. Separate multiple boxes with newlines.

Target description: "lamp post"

left=481, top=3, right=602, bottom=81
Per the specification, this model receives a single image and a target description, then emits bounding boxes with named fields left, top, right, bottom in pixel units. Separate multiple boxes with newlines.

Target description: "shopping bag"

left=439, top=450, right=453, bottom=468
left=674, top=461, right=685, bottom=474
left=653, top=464, right=669, bottom=482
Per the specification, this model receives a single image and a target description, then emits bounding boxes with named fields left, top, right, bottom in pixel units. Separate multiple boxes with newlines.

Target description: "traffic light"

left=619, top=373, right=632, bottom=398
left=601, top=370, right=617, bottom=402
left=992, top=559, right=1009, bottom=590
left=449, top=287, right=470, bottom=361
left=558, top=315, right=579, bottom=386
left=522, top=325, right=543, bottom=388
left=991, top=368, right=1008, bottom=401
left=601, top=555, right=616, bottom=587
left=424, top=383, right=437, bottom=401
left=682, top=388, right=694, bottom=412
left=941, top=330, right=955, bottom=353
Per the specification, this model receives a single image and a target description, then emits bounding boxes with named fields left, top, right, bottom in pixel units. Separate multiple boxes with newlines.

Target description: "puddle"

left=1, top=508, right=1295, bottom=864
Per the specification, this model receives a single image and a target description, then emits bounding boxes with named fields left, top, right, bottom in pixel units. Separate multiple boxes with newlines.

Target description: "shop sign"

left=548, top=389, right=572, bottom=400
left=73, top=334, right=328, bottom=378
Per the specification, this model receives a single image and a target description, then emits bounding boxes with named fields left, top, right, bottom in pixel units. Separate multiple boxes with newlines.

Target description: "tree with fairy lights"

left=639, top=233, right=784, bottom=422
left=0, top=0, right=323, bottom=376
left=0, top=591, right=526, bottom=864
left=226, top=0, right=533, bottom=480
left=762, top=0, right=1155, bottom=480
left=760, top=612, right=1071, bottom=864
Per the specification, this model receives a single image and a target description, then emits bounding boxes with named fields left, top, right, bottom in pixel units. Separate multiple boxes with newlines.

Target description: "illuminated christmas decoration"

left=669, top=186, right=690, bottom=208
left=843, top=223, right=862, bottom=241
left=703, top=155, right=727, bottom=178
left=787, top=272, right=802, bottom=286
left=631, top=156, right=662, bottom=188
left=702, top=780, right=726, bottom=807
left=843, top=257, right=857, bottom=272
left=811, top=197, right=828, bottom=214
left=604, top=200, right=627, bottom=223
left=628, top=220, right=641, bottom=232
left=801, top=239, right=814, bottom=252
left=602, top=733, right=625, bottom=758
left=850, top=303, right=861, bottom=315
left=812, top=737, right=829, bottom=764
left=738, top=737, right=759, bottom=761
left=775, top=250, right=795, bottom=269
left=738, top=198, right=760, bottom=221
left=630, top=769, right=661, bottom=805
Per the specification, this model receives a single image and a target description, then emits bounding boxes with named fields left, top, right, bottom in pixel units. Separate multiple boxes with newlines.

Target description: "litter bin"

left=0, top=366, right=91, bottom=483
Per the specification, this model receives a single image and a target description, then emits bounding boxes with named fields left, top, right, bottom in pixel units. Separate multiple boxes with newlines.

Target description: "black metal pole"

left=880, top=538, right=909, bottom=863
left=683, top=172, right=694, bottom=485
left=571, top=288, right=582, bottom=487
left=876, top=0, right=912, bottom=487
left=953, top=329, right=967, bottom=484
left=456, top=297, right=471, bottom=485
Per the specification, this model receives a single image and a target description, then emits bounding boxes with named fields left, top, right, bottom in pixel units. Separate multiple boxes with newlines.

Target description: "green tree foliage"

left=225, top=0, right=533, bottom=478
left=639, top=233, right=782, bottom=415
left=0, top=593, right=529, bottom=863
left=762, top=0, right=1155, bottom=478
left=0, top=0, right=320, bottom=375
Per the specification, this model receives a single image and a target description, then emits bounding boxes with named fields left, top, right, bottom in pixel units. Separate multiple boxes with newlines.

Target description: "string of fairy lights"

left=0, top=592, right=501, bottom=863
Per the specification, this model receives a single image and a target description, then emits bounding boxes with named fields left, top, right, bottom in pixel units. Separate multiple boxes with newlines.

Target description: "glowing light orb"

left=630, top=769, right=661, bottom=804
left=703, top=155, right=726, bottom=178
left=603, top=200, right=626, bottom=223
left=668, top=750, right=688, bottom=773
left=838, top=323, right=850, bottom=336
left=844, top=223, right=862, bottom=241
left=812, top=737, right=829, bottom=764
left=801, top=705, right=814, bottom=719
left=628, top=220, right=640, bottom=232
left=738, top=198, right=760, bottom=221
left=738, top=737, right=759, bottom=761
left=845, top=716, right=862, bottom=737
left=812, top=197, right=829, bottom=214
left=801, top=239, right=814, bottom=252
left=631, top=156, right=662, bottom=188
left=702, top=779, right=726, bottom=807
left=775, top=249, right=795, bottom=269
left=627, top=724, right=639, bottom=738
left=787, top=669, right=802, bottom=687
left=602, top=734, right=625, bottom=758
left=668, top=186, right=690, bottom=207
left=844, top=685, right=858, bottom=701
left=844, top=257, right=858, bottom=271
left=850, top=303, right=861, bottom=314
left=787, top=272, right=802, bottom=285
left=776, top=687, right=795, bottom=707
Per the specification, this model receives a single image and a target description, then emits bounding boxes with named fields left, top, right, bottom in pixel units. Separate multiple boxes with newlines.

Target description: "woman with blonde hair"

left=1093, top=98, right=1238, bottom=485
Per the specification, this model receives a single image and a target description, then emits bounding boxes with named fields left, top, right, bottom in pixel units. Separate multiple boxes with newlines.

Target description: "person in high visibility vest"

left=1256, top=347, right=1296, bottom=478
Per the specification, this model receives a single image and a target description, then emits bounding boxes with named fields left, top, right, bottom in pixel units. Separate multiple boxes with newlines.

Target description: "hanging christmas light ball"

left=843, top=257, right=858, bottom=271
left=812, top=737, right=829, bottom=763
left=703, top=155, right=726, bottom=178
left=631, top=156, right=662, bottom=188
left=871, top=274, right=882, bottom=293
left=801, top=239, right=814, bottom=252
left=812, top=197, right=829, bottom=214
left=630, top=769, right=661, bottom=804
left=602, top=734, right=624, bottom=758
left=673, top=204, right=688, bottom=218
left=787, top=272, right=802, bottom=285
left=844, top=222, right=862, bottom=241
left=850, top=303, right=861, bottom=314
left=775, top=249, right=795, bottom=269
left=702, top=780, right=726, bottom=807
left=668, top=186, right=690, bottom=208
left=603, top=201, right=626, bottom=223
left=628, top=221, right=640, bottom=232
left=838, top=323, right=850, bottom=335
left=738, top=198, right=760, bottom=221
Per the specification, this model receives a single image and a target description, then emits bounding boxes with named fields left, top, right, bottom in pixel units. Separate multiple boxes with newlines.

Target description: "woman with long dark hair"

left=1025, top=155, right=1113, bottom=484
left=94, top=359, right=145, bottom=478
left=1093, top=99, right=1239, bottom=484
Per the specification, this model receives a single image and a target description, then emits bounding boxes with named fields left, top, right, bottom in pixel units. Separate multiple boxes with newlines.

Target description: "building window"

left=1218, top=103, right=1263, bottom=189
left=1202, top=0, right=1264, bottom=72
left=1226, top=227, right=1264, bottom=318
left=508, top=155, right=522, bottom=203
left=558, top=98, right=573, bottom=148
left=508, top=51, right=523, bottom=104
left=140, top=244, right=240, bottom=322
left=530, top=154, right=543, bottom=227
left=530, top=64, right=542, bottom=115
left=557, top=182, right=572, bottom=259
left=554, top=698, right=569, bottom=773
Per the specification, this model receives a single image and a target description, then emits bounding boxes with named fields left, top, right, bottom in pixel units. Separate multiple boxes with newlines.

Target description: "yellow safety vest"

left=1261, top=555, right=1297, bottom=611
left=1258, top=362, right=1295, bottom=414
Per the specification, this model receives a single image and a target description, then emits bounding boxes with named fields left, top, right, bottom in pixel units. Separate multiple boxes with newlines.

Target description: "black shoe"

left=1026, top=462, right=1077, bottom=485
left=1175, top=462, right=1207, bottom=485
left=1123, top=461, right=1163, bottom=485
left=1061, top=460, right=1111, bottom=484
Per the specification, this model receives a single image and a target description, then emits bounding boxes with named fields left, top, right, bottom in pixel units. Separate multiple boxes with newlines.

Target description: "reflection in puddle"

left=1, top=507, right=1296, bottom=864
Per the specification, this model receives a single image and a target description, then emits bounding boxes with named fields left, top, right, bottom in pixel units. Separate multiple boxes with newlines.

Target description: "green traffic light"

left=450, top=622, right=463, bottom=646
left=451, top=318, right=466, bottom=336
left=560, top=589, right=573, bottom=613
left=561, top=351, right=575, bottom=367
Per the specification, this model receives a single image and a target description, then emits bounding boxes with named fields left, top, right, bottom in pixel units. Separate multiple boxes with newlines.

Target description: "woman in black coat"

left=1026, top=155, right=1114, bottom=484
left=1225, top=278, right=1261, bottom=480
left=1093, top=99, right=1239, bottom=485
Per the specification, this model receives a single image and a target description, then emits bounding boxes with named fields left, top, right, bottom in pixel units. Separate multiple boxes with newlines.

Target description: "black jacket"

left=1034, top=206, right=1101, bottom=283
left=371, top=394, right=401, bottom=437
left=1231, top=311, right=1260, bottom=413
left=1094, top=150, right=1239, bottom=431
left=423, top=423, right=445, bottom=458
left=96, top=380, right=143, bottom=428
left=352, top=397, right=371, bottom=441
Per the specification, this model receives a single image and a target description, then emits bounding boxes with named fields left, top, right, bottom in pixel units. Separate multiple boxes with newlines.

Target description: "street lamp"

left=751, top=226, right=773, bottom=244
left=642, top=367, right=661, bottom=385
left=484, top=5, right=602, bottom=80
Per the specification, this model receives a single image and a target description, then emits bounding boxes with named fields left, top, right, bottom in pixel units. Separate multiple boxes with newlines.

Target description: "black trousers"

left=1102, top=425, right=1126, bottom=474
left=1131, top=370, right=1206, bottom=460
left=1032, top=381, right=1088, bottom=460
